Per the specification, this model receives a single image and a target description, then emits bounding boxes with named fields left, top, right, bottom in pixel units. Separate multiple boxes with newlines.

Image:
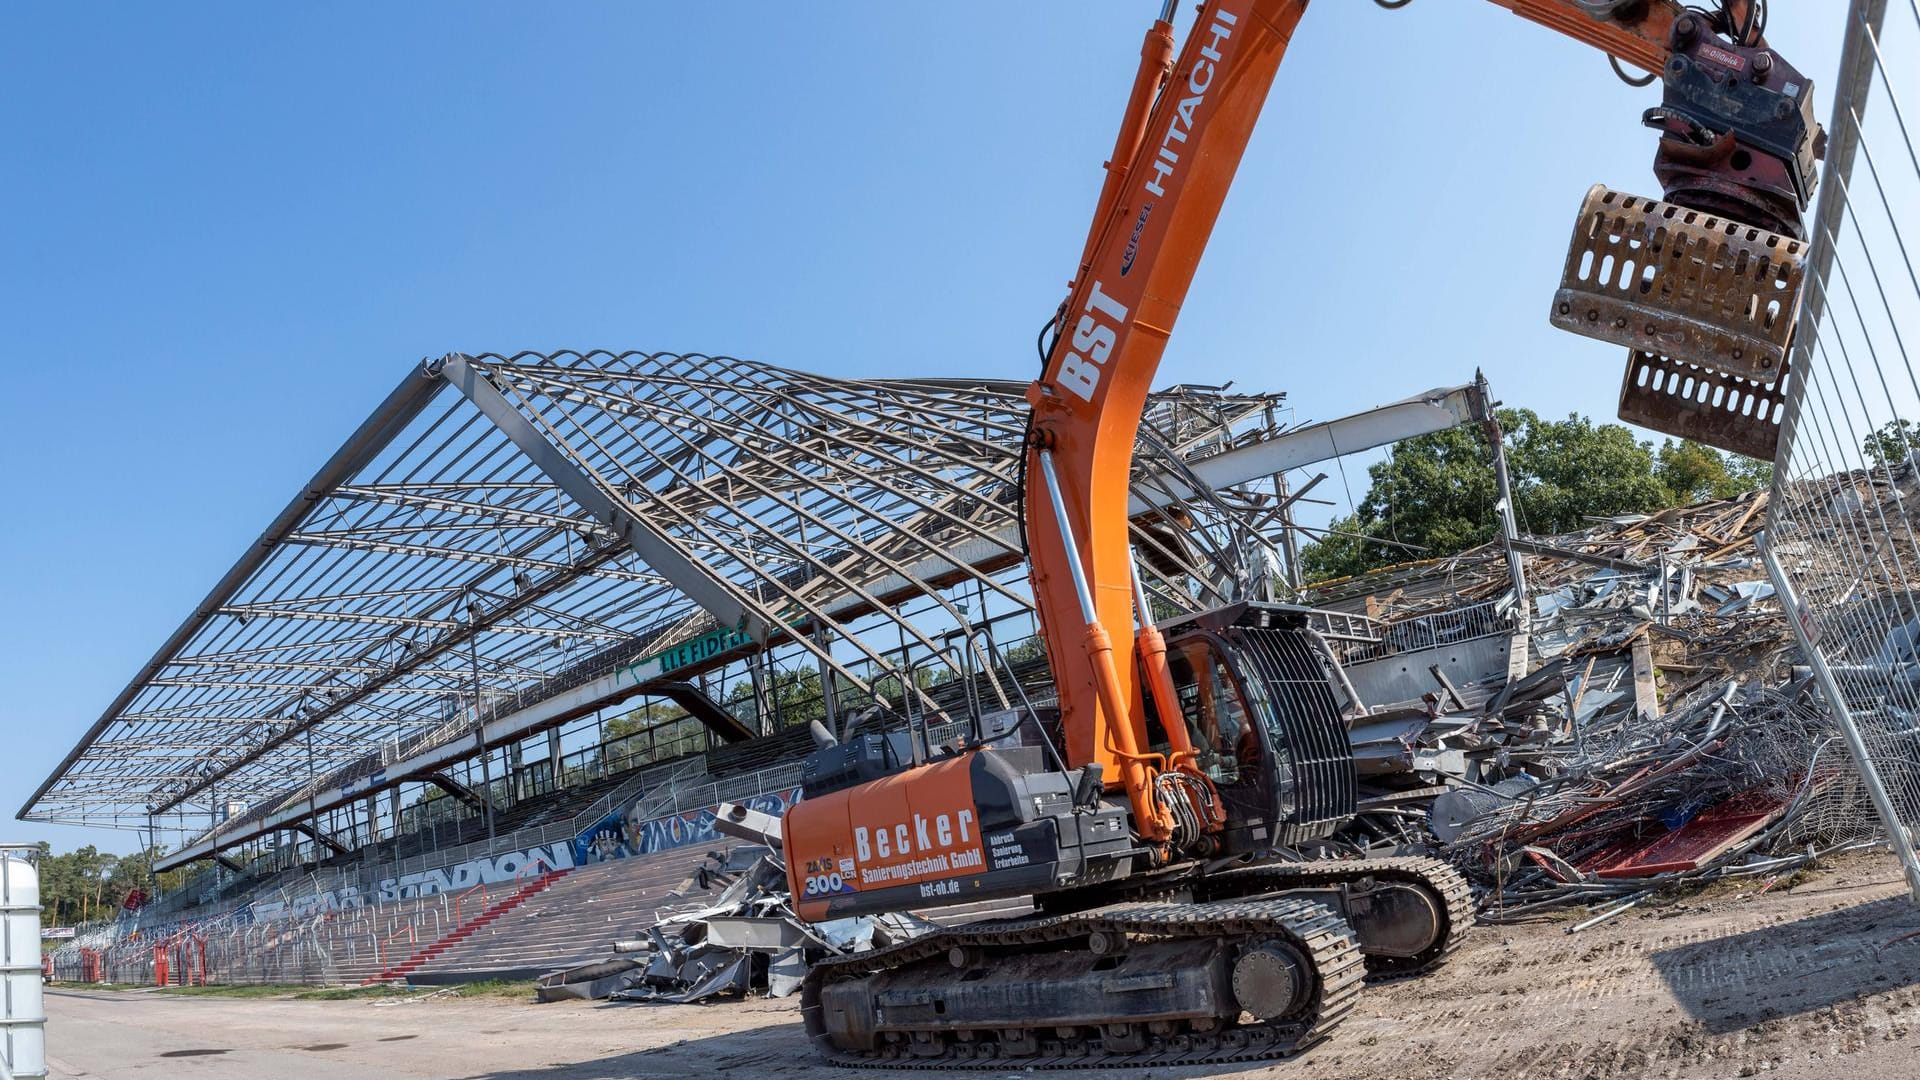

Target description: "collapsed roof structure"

left=22, top=349, right=1500, bottom=876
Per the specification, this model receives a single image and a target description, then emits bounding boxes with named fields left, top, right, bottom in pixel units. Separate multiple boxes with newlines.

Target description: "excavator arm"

left=1024, top=0, right=1808, bottom=845
left=1493, top=0, right=1757, bottom=75
left=1024, top=0, right=1309, bottom=844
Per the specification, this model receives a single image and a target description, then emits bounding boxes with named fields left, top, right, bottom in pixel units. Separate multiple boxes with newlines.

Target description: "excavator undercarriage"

left=799, top=855, right=1471, bottom=1068
left=804, top=894, right=1365, bottom=1067
left=786, top=606, right=1474, bottom=1068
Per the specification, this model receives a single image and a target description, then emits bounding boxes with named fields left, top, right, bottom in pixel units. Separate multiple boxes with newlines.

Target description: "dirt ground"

left=42, top=852, right=1920, bottom=1079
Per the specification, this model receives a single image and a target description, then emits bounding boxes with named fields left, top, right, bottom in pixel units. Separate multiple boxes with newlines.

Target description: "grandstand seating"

left=702, top=723, right=812, bottom=776
left=408, top=849, right=704, bottom=981
left=340, top=767, right=652, bottom=871
left=406, top=851, right=1034, bottom=983
left=363, top=869, right=570, bottom=983
left=55, top=654, right=1058, bottom=989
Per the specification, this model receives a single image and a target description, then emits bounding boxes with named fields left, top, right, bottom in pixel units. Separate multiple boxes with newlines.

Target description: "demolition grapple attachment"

left=1554, top=185, right=1804, bottom=460
left=1555, top=186, right=1805, bottom=383
left=1552, top=9, right=1822, bottom=461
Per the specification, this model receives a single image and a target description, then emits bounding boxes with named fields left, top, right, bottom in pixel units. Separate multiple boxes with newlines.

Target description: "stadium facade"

left=23, top=350, right=1487, bottom=983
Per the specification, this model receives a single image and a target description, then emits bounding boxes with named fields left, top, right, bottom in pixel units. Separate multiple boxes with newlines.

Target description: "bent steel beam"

left=1132, top=381, right=1489, bottom=512
left=432, top=353, right=768, bottom=644
left=649, top=680, right=755, bottom=744
left=422, top=772, right=493, bottom=813
left=287, top=820, right=351, bottom=858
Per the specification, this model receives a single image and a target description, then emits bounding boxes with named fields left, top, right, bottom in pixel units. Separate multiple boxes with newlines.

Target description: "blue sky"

left=0, top=3, right=1847, bottom=855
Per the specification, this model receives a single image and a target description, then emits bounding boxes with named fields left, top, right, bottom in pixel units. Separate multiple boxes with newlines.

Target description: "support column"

left=1476, top=373, right=1528, bottom=618
left=1267, top=404, right=1302, bottom=595
left=816, top=629, right=840, bottom=740
left=467, top=606, right=496, bottom=845
left=749, top=655, right=770, bottom=737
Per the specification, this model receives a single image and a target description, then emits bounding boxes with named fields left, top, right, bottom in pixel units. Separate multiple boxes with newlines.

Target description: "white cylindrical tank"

left=0, top=849, right=46, bottom=1079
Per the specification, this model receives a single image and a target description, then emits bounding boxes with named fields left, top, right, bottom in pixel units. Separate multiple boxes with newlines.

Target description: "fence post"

left=1762, top=532, right=1920, bottom=899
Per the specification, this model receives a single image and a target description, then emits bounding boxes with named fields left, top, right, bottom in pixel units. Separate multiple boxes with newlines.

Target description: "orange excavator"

left=778, top=0, right=1819, bottom=1066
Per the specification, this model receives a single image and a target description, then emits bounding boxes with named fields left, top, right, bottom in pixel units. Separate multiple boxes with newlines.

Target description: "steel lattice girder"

left=25, top=349, right=1463, bottom=841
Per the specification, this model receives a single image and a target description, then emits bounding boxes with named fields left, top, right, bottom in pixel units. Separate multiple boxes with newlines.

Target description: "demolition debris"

left=536, top=487, right=1893, bottom=1008
left=537, top=812, right=940, bottom=1005
left=1308, top=488, right=1882, bottom=921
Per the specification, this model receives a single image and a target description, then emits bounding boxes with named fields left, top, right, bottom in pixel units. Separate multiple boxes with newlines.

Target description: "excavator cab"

left=1152, top=603, right=1357, bottom=852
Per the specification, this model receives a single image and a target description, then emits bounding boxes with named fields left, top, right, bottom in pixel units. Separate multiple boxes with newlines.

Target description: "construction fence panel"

left=1765, top=0, right=1920, bottom=898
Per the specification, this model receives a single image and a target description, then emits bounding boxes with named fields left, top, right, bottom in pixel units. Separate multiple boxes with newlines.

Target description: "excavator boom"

left=1029, top=0, right=1814, bottom=824
left=1025, top=0, right=1310, bottom=840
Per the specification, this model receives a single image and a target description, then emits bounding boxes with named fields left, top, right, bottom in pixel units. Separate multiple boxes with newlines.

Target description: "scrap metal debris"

left=552, top=490, right=1886, bottom=986
left=536, top=844, right=937, bottom=1005
left=1307, top=490, right=1883, bottom=922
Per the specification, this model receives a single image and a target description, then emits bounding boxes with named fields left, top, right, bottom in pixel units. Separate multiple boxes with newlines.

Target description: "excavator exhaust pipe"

left=1551, top=185, right=1806, bottom=460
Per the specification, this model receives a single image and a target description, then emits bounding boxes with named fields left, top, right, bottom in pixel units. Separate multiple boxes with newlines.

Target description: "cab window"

left=1165, top=639, right=1255, bottom=785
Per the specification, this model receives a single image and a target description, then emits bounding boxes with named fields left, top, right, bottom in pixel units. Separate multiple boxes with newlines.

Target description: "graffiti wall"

left=571, top=786, right=803, bottom=865
left=572, top=809, right=638, bottom=865
left=248, top=784, right=809, bottom=916
left=635, top=786, right=802, bottom=854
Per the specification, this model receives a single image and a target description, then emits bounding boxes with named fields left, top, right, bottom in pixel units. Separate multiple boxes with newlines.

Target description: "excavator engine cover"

left=783, top=747, right=1136, bottom=923
left=1552, top=185, right=1803, bottom=459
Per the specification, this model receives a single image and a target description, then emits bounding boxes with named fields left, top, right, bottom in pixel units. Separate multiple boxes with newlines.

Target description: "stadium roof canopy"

left=22, top=348, right=1487, bottom=851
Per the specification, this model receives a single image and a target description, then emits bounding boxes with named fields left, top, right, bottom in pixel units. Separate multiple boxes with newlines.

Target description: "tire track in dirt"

left=1282, top=855, right=1920, bottom=1080
left=586, top=855, right=1920, bottom=1080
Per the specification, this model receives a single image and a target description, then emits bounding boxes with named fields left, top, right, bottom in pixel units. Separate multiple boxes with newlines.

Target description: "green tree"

left=1863, top=419, right=1920, bottom=468
left=1300, top=411, right=1692, bottom=583
left=29, top=843, right=193, bottom=928
left=35, top=844, right=119, bottom=926
left=1298, top=512, right=1393, bottom=585
left=587, top=702, right=696, bottom=775
left=103, top=845, right=162, bottom=903
left=1510, top=412, right=1674, bottom=533
left=765, top=667, right=826, bottom=730
left=1655, top=439, right=1772, bottom=503
left=603, top=701, right=688, bottom=741
left=720, top=667, right=838, bottom=734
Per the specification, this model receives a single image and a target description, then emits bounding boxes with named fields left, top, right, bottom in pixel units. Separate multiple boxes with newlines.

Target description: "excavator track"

left=1198, top=855, right=1474, bottom=978
left=801, top=895, right=1364, bottom=1070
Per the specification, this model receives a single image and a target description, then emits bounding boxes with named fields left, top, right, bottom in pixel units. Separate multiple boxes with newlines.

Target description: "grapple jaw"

left=1552, top=185, right=1806, bottom=460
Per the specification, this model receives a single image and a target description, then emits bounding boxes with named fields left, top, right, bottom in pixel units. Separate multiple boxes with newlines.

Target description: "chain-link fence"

left=1763, top=0, right=1920, bottom=899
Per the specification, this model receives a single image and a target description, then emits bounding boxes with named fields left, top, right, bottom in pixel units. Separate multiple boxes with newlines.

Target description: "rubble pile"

left=1449, top=681, right=1872, bottom=923
left=1313, top=489, right=1884, bottom=918
left=543, top=488, right=1896, bottom=1003
left=538, top=845, right=937, bottom=1005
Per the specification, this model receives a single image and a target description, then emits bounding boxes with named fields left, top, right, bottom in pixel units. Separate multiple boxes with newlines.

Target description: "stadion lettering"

left=249, top=841, right=575, bottom=920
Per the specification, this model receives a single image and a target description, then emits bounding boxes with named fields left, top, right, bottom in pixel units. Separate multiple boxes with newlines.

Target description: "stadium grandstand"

left=23, top=349, right=1486, bottom=986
